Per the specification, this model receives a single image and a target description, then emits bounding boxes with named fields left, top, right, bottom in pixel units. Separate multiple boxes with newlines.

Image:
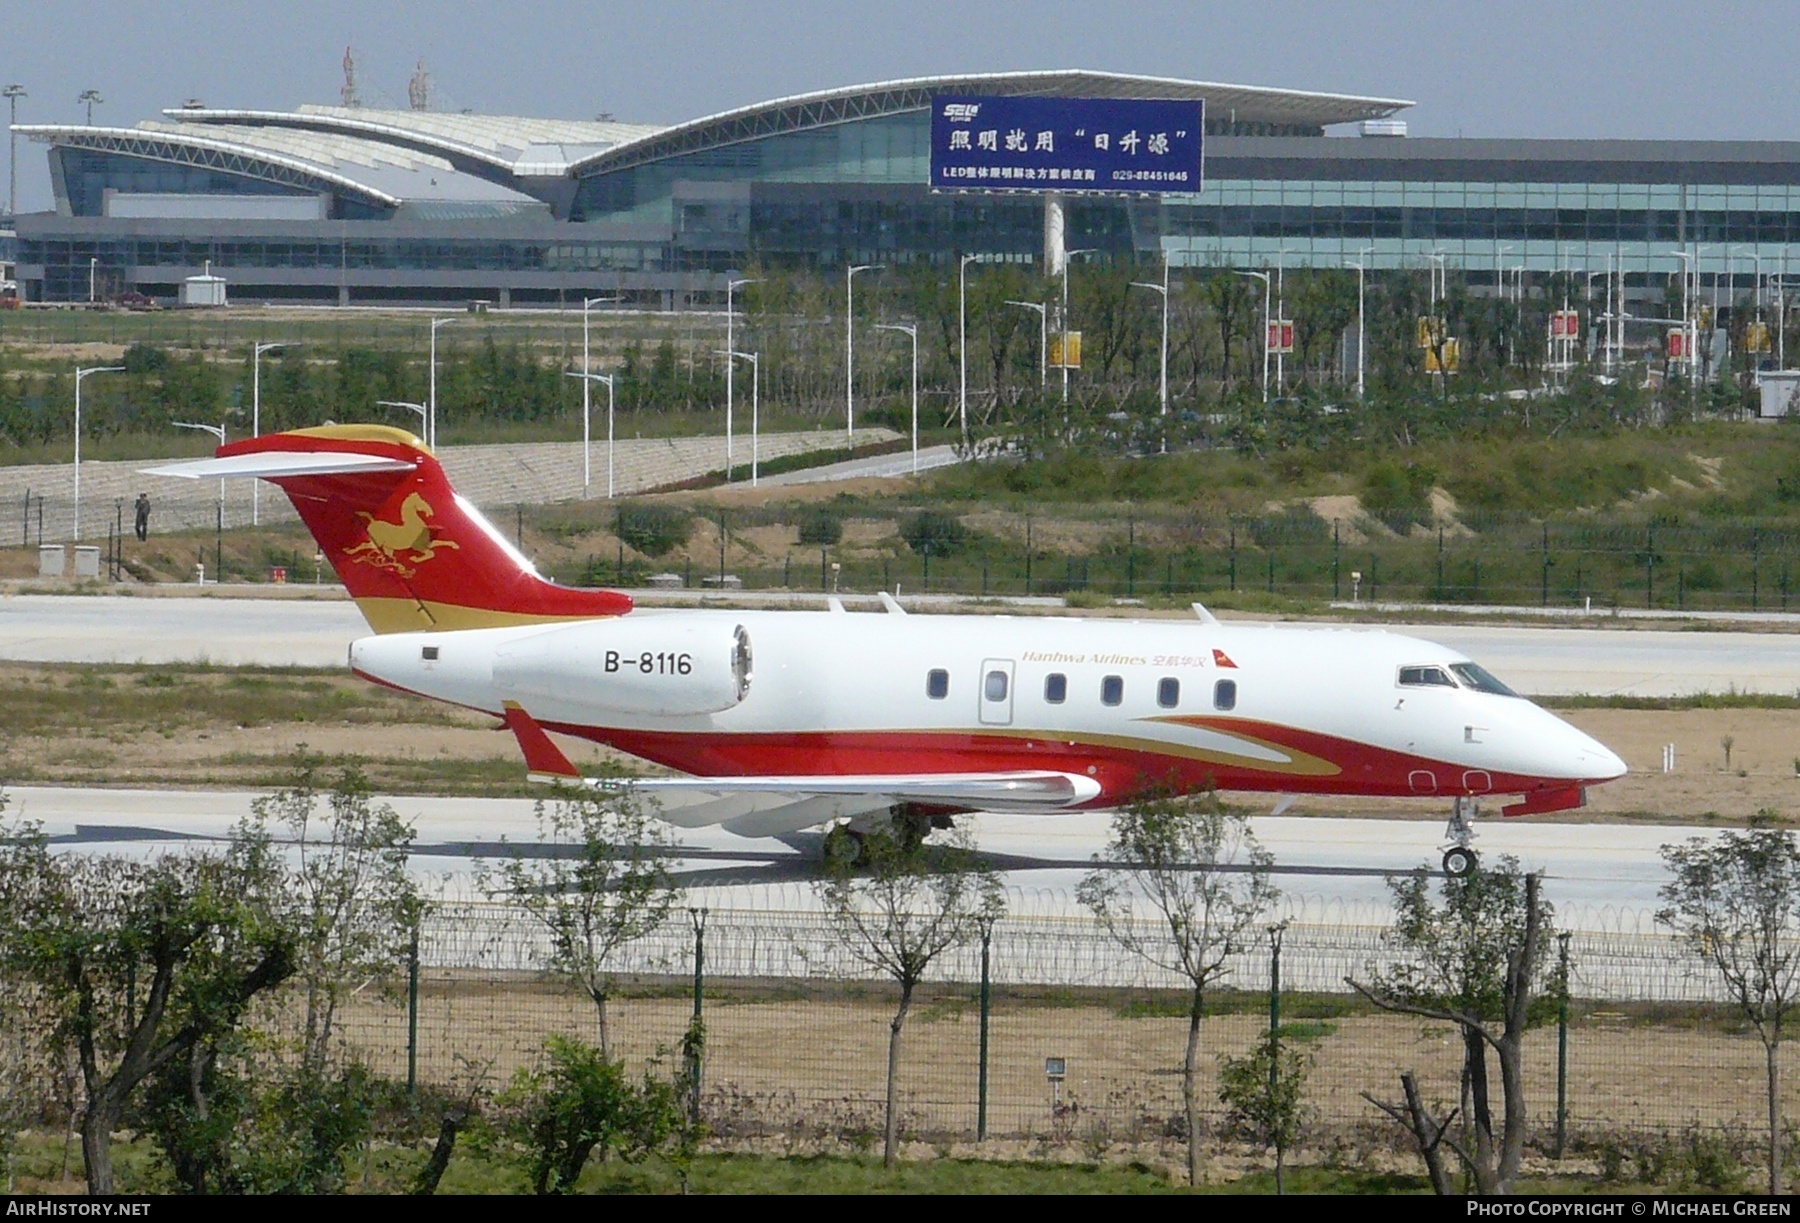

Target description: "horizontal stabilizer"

left=142, top=452, right=416, bottom=480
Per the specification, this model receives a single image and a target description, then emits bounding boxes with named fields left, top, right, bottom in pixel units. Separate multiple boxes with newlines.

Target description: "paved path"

left=758, top=443, right=962, bottom=486
left=0, top=429, right=901, bottom=540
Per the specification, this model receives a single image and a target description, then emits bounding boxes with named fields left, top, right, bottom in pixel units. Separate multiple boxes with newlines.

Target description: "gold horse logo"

left=344, top=491, right=461, bottom=578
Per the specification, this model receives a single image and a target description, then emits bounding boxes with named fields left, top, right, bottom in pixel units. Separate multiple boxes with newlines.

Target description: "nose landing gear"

left=1441, top=796, right=1480, bottom=877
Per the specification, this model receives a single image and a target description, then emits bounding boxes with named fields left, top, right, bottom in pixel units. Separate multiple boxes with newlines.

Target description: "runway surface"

left=7, top=784, right=1697, bottom=928
left=5, top=592, right=1800, bottom=696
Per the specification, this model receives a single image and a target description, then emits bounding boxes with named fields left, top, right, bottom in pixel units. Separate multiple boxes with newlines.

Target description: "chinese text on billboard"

left=931, top=95, right=1203, bottom=194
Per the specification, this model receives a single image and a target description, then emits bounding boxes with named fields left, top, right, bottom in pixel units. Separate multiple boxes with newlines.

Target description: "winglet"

left=878, top=591, right=908, bottom=615
left=500, top=700, right=581, bottom=781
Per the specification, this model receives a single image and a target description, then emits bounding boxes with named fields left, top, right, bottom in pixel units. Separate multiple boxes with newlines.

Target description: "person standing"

left=133, top=492, right=150, bottom=542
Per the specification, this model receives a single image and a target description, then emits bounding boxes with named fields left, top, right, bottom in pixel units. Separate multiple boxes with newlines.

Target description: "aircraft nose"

left=1571, top=732, right=1628, bottom=782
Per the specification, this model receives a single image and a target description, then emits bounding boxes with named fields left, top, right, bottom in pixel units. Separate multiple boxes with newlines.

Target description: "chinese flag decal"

left=1212, top=648, right=1238, bottom=669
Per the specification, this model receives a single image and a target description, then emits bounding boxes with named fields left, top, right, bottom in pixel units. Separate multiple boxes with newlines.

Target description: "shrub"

left=1248, top=503, right=1331, bottom=548
left=614, top=502, right=691, bottom=558
left=122, top=343, right=169, bottom=374
left=502, top=1035, right=687, bottom=1195
left=1361, top=460, right=1436, bottom=528
left=796, top=508, right=844, bottom=547
left=900, top=510, right=968, bottom=557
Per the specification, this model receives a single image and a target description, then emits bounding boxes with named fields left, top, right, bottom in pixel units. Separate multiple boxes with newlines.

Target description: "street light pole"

left=959, top=253, right=980, bottom=448
left=1235, top=271, right=1272, bottom=402
left=1060, top=248, right=1098, bottom=406
left=77, top=89, right=102, bottom=126
left=376, top=399, right=428, bottom=434
left=250, top=341, right=288, bottom=525
left=875, top=322, right=918, bottom=473
left=1670, top=248, right=1695, bottom=387
left=724, top=277, right=759, bottom=482
left=1130, top=253, right=1171, bottom=437
left=563, top=372, right=616, bottom=498
left=172, top=420, right=227, bottom=528
left=725, top=351, right=760, bottom=484
left=846, top=263, right=883, bottom=439
left=1346, top=254, right=1369, bottom=399
left=72, top=364, right=124, bottom=541
left=579, top=295, right=619, bottom=493
left=1275, top=247, right=1299, bottom=392
left=428, top=316, right=455, bottom=449
left=1003, top=300, right=1047, bottom=387
left=3, top=85, right=25, bottom=219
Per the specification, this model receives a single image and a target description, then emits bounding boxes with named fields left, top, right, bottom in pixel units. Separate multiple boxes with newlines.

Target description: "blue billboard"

left=930, top=94, right=1203, bottom=194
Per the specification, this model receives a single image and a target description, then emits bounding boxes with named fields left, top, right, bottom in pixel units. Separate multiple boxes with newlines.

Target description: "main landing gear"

left=823, top=823, right=866, bottom=867
left=822, top=808, right=952, bottom=866
left=1441, top=796, right=1479, bottom=877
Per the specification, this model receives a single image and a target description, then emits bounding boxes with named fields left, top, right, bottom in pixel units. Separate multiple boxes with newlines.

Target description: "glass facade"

left=22, top=103, right=1800, bottom=302
left=1166, top=178, right=1800, bottom=275
left=52, top=147, right=393, bottom=222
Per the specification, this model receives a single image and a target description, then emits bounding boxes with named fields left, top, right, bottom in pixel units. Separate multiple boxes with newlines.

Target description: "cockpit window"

left=1398, top=665, right=1457, bottom=688
left=1450, top=662, right=1519, bottom=697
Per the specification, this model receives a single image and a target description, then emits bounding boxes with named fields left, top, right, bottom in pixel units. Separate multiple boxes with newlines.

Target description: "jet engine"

left=493, top=620, right=752, bottom=718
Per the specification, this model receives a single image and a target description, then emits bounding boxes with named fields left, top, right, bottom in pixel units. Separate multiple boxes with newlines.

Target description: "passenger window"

left=1398, top=665, right=1457, bottom=688
left=984, top=670, right=1009, bottom=701
left=1157, top=677, right=1180, bottom=708
left=927, top=669, right=949, bottom=699
left=1214, top=679, right=1237, bottom=711
left=1101, top=675, right=1124, bottom=707
left=1044, top=673, right=1067, bottom=704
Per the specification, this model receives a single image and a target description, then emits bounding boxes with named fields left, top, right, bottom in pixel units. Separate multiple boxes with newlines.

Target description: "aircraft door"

left=979, top=659, right=1016, bottom=726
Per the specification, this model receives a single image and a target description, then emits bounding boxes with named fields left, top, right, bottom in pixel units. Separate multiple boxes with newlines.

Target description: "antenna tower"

left=340, top=46, right=360, bottom=108
left=407, top=59, right=430, bottom=111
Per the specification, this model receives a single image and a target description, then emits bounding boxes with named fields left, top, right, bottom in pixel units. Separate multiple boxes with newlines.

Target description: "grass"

left=1540, top=691, right=1800, bottom=711
left=0, top=1131, right=1479, bottom=1195
left=13, top=1132, right=1731, bottom=1195
left=0, top=661, right=460, bottom=740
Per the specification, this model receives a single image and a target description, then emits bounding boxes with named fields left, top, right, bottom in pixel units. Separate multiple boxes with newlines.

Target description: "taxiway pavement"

left=8, top=784, right=1694, bottom=928
left=5, top=593, right=1800, bottom=697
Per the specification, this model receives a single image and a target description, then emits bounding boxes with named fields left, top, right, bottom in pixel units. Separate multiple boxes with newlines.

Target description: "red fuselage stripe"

left=541, top=720, right=1606, bottom=806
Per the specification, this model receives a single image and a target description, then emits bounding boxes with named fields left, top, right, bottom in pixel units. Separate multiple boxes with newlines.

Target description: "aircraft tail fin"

left=147, top=425, right=632, bottom=633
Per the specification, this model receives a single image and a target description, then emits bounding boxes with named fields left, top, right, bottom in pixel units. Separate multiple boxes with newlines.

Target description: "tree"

left=1076, top=793, right=1277, bottom=1185
left=1349, top=858, right=1555, bottom=1196
left=815, top=826, right=1002, bottom=1168
left=0, top=817, right=294, bottom=1194
left=501, top=1034, right=688, bottom=1194
left=253, top=755, right=424, bottom=1073
left=479, top=787, right=676, bottom=1057
left=1658, top=822, right=1800, bottom=1195
left=1217, top=1030, right=1312, bottom=1194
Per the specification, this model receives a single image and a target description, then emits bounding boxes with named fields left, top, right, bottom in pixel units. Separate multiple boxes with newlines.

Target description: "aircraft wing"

left=499, top=701, right=1099, bottom=836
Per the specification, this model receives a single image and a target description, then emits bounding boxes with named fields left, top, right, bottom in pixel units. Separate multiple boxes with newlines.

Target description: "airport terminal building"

left=14, top=69, right=1800, bottom=305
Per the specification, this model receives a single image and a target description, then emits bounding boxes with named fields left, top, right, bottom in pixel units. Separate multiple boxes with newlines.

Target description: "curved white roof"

left=164, top=105, right=660, bottom=177
left=19, top=71, right=1412, bottom=217
left=21, top=117, right=548, bottom=210
left=568, top=69, right=1413, bottom=177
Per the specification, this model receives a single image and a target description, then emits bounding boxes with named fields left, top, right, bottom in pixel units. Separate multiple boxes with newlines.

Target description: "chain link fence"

left=277, top=893, right=1788, bottom=1147
left=0, top=890, right=1782, bottom=1152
